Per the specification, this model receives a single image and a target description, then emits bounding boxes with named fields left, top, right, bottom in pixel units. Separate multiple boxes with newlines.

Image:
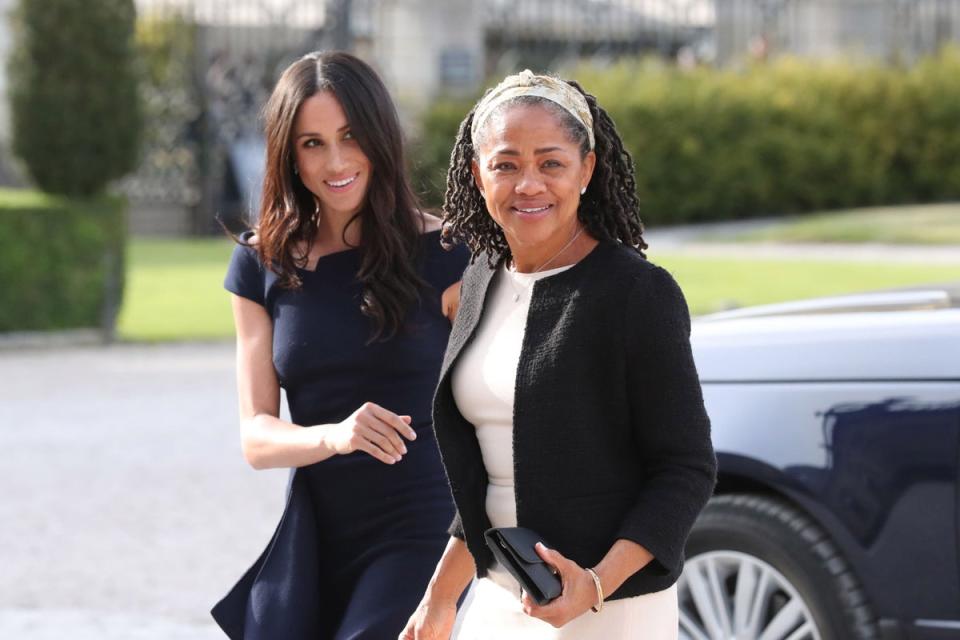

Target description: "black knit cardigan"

left=431, top=240, right=717, bottom=600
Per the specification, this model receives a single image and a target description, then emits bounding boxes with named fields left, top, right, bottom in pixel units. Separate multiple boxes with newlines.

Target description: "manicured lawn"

left=656, top=254, right=960, bottom=316
left=729, top=203, right=960, bottom=244
left=117, top=238, right=236, bottom=341
left=117, top=237, right=960, bottom=341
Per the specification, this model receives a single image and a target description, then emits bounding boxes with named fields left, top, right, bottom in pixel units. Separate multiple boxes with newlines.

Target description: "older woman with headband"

left=400, top=71, right=717, bottom=639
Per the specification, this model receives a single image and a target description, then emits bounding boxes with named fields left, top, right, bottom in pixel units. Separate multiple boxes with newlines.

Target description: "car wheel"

left=679, top=494, right=878, bottom=640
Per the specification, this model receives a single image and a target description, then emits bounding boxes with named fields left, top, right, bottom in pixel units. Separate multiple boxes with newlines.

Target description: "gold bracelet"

left=585, top=567, right=604, bottom=613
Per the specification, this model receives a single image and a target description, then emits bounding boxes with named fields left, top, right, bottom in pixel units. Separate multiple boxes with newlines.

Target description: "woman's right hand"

left=323, top=402, right=418, bottom=464
left=398, top=597, right=457, bottom=640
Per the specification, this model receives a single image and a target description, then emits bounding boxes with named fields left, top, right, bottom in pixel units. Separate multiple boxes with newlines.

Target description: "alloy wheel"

left=679, top=550, right=823, bottom=640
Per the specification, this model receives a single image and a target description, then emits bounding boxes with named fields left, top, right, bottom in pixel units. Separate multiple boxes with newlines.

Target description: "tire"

left=678, top=494, right=879, bottom=640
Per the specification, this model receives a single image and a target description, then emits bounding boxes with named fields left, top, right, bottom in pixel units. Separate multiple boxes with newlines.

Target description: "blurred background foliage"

left=409, top=97, right=478, bottom=210
left=3, top=0, right=140, bottom=337
left=9, top=0, right=142, bottom=197
left=414, top=48, right=960, bottom=223
left=3, top=0, right=960, bottom=341
left=0, top=190, right=126, bottom=332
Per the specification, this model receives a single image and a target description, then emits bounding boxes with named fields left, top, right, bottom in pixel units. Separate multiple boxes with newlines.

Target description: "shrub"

left=409, top=97, right=476, bottom=210
left=578, top=52, right=960, bottom=224
left=0, top=189, right=126, bottom=333
left=9, top=0, right=142, bottom=197
left=412, top=50, right=960, bottom=225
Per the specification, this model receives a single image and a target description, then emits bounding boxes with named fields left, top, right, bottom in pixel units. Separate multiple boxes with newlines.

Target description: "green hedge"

left=410, top=97, right=476, bottom=209
left=413, top=49, right=960, bottom=224
left=0, top=189, right=126, bottom=333
left=9, top=0, right=142, bottom=196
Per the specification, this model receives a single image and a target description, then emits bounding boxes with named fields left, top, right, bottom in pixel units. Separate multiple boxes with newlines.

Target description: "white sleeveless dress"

left=450, top=265, right=678, bottom=640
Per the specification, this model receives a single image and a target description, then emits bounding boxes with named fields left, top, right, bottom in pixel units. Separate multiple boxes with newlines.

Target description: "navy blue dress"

left=212, top=230, right=469, bottom=640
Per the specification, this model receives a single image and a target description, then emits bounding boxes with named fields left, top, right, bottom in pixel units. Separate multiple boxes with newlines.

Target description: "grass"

left=656, top=254, right=960, bottom=316
left=117, top=238, right=236, bottom=342
left=116, top=237, right=960, bottom=341
left=729, top=203, right=960, bottom=244
left=0, top=187, right=65, bottom=207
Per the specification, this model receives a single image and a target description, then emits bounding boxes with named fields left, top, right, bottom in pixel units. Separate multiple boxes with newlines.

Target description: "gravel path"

left=0, top=342, right=288, bottom=639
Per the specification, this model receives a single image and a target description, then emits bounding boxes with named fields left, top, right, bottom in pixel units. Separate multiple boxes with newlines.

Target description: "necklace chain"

left=507, top=225, right=584, bottom=302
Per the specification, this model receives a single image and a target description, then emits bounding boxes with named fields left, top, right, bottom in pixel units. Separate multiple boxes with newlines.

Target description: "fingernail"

left=401, top=445, right=408, bottom=454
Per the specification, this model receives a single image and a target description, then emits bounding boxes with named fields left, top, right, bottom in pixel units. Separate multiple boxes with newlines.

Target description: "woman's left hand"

left=521, top=542, right=601, bottom=628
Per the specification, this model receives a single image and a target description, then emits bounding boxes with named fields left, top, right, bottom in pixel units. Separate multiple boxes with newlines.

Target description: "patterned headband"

left=470, top=70, right=595, bottom=150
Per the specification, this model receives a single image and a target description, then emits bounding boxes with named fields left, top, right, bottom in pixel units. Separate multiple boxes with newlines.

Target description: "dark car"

left=679, top=284, right=960, bottom=640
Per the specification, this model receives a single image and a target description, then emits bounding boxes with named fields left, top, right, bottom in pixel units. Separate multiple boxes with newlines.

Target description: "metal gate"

left=127, top=0, right=332, bottom=233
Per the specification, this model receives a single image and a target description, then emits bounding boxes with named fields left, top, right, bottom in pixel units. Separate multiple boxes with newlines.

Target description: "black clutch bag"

left=483, top=526, right=563, bottom=605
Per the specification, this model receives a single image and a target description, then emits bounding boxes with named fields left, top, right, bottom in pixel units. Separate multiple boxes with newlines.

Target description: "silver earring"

left=580, top=186, right=586, bottom=195
left=293, top=164, right=299, bottom=175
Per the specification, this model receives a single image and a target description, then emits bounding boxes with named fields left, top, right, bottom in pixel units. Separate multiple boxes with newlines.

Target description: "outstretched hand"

left=521, top=542, right=600, bottom=628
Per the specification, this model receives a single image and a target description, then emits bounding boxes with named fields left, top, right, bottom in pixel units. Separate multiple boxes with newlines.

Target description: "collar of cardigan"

left=483, top=238, right=612, bottom=296
left=439, top=239, right=617, bottom=384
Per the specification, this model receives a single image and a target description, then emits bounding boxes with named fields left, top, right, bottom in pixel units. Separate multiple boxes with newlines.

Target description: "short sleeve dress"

left=211, top=229, right=469, bottom=640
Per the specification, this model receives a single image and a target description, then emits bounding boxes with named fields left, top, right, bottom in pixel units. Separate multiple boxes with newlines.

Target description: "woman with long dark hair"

left=211, top=51, right=468, bottom=640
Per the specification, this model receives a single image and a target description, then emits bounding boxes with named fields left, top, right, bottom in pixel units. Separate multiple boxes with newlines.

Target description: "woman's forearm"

left=592, top=539, right=654, bottom=601
left=424, top=536, right=476, bottom=604
left=241, top=413, right=338, bottom=469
